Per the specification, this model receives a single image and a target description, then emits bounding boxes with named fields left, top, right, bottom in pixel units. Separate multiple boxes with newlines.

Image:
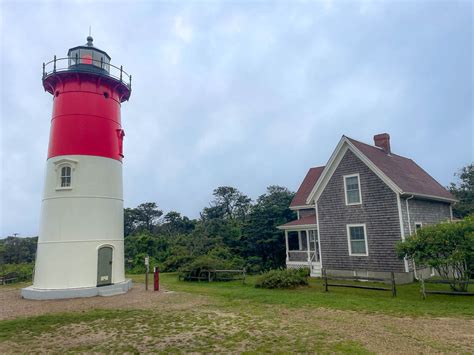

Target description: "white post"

left=298, top=231, right=302, bottom=251
left=285, top=230, right=289, bottom=263
left=306, top=230, right=310, bottom=262
left=316, top=201, right=323, bottom=265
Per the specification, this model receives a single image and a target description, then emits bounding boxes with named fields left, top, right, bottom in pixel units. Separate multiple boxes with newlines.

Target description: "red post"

left=154, top=267, right=160, bottom=291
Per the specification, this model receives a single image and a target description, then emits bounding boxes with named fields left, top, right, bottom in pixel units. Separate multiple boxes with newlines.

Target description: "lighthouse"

left=21, top=36, right=132, bottom=299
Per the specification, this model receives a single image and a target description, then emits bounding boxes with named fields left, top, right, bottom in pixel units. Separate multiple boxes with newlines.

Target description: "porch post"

left=306, top=229, right=310, bottom=262
left=298, top=231, right=302, bottom=250
left=285, top=230, right=289, bottom=263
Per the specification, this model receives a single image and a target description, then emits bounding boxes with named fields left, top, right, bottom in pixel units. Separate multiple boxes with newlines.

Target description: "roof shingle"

left=347, top=137, right=454, bottom=201
left=290, top=166, right=325, bottom=207
left=278, top=214, right=317, bottom=228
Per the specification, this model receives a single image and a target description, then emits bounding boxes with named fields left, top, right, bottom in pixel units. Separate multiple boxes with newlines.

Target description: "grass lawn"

left=1, top=274, right=473, bottom=353
left=153, top=273, right=474, bottom=318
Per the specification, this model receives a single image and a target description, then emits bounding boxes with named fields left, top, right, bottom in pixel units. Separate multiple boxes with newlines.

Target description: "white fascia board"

left=306, top=137, right=403, bottom=204
left=401, top=192, right=457, bottom=203
left=305, top=136, right=347, bottom=205
left=289, top=205, right=315, bottom=210
left=278, top=224, right=318, bottom=230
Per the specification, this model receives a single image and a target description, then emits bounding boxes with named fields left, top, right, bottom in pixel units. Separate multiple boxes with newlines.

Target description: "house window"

left=347, top=224, right=368, bottom=256
left=60, top=166, right=72, bottom=187
left=344, top=174, right=362, bottom=205
left=415, top=222, right=422, bottom=232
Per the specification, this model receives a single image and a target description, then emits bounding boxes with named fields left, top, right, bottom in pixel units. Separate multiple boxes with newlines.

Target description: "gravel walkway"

left=1, top=283, right=202, bottom=321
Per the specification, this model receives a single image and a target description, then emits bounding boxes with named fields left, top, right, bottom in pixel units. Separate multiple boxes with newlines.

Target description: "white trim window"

left=60, top=165, right=72, bottom=187
left=53, top=158, right=77, bottom=190
left=344, top=174, right=362, bottom=205
left=347, top=224, right=368, bottom=256
left=415, top=222, right=423, bottom=232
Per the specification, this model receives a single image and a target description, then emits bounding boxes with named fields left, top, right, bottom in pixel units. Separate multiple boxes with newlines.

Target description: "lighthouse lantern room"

left=22, top=36, right=132, bottom=299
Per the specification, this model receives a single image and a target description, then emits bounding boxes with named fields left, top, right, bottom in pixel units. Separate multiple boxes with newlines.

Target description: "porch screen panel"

left=288, top=231, right=299, bottom=250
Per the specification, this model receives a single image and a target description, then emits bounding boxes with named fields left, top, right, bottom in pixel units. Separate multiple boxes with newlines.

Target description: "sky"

left=0, top=0, right=472, bottom=237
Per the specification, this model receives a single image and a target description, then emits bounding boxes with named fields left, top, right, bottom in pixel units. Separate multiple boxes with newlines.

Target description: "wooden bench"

left=0, top=273, right=19, bottom=285
left=179, top=269, right=246, bottom=284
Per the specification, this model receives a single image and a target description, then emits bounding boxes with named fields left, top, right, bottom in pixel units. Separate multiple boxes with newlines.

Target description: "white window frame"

left=414, top=222, right=423, bottom=232
left=343, top=173, right=362, bottom=206
left=346, top=223, right=369, bottom=256
left=60, top=165, right=72, bottom=188
left=53, top=158, right=77, bottom=191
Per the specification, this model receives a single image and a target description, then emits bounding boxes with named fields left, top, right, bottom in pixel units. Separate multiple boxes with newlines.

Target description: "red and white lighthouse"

left=22, top=36, right=132, bottom=299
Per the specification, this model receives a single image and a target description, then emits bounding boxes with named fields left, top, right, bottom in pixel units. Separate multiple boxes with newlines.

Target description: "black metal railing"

left=42, top=56, right=131, bottom=89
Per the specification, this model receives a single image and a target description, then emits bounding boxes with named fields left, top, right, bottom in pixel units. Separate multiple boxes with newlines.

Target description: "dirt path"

left=1, top=283, right=207, bottom=321
left=1, top=284, right=473, bottom=353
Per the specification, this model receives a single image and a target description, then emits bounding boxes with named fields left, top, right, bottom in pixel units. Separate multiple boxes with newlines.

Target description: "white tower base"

left=21, top=279, right=132, bottom=300
left=24, top=155, right=129, bottom=300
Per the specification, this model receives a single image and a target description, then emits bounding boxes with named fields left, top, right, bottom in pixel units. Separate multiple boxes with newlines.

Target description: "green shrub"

left=255, top=268, right=310, bottom=289
left=161, top=253, right=193, bottom=272
left=0, top=263, right=34, bottom=283
left=178, top=254, right=244, bottom=281
left=397, top=215, right=474, bottom=292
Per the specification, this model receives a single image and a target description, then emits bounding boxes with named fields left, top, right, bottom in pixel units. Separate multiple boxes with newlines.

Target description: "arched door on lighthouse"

left=97, top=246, right=113, bottom=286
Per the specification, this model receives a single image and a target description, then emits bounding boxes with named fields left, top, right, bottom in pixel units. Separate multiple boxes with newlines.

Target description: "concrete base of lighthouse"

left=21, top=279, right=132, bottom=300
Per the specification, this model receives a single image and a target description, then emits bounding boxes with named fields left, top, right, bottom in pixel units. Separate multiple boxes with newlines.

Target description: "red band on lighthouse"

left=47, top=79, right=124, bottom=161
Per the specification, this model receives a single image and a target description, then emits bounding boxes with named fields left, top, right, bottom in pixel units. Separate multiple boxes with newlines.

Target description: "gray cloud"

left=1, top=0, right=472, bottom=236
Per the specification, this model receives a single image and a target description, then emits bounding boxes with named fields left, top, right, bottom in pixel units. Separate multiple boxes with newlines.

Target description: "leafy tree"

left=0, top=242, right=5, bottom=265
left=396, top=216, right=474, bottom=291
left=242, top=186, right=296, bottom=270
left=162, top=211, right=195, bottom=236
left=122, top=185, right=295, bottom=274
left=124, top=207, right=139, bottom=237
left=135, top=202, right=163, bottom=232
left=201, top=186, right=252, bottom=221
left=124, top=232, right=169, bottom=272
left=124, top=203, right=163, bottom=236
left=1, top=236, right=38, bottom=264
left=449, top=164, right=474, bottom=218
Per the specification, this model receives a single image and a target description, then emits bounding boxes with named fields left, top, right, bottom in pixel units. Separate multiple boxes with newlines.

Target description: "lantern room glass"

left=68, top=48, right=110, bottom=73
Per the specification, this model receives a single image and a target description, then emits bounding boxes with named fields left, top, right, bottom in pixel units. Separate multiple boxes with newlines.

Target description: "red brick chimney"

left=374, top=133, right=391, bottom=154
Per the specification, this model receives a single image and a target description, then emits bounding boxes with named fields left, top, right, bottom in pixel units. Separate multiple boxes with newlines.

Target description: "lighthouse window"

left=60, top=166, right=72, bottom=187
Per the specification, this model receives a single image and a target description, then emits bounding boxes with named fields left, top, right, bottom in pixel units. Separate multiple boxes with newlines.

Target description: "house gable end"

left=306, top=137, right=401, bottom=205
left=317, top=148, right=405, bottom=272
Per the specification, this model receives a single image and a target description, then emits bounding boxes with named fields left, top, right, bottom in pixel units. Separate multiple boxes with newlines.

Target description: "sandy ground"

left=0, top=283, right=205, bottom=321
left=1, top=284, right=473, bottom=353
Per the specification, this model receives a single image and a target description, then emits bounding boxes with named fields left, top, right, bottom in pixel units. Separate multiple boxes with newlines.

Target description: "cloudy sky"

left=0, top=0, right=472, bottom=237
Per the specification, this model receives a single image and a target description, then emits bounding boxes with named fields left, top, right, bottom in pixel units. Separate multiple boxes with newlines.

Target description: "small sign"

left=145, top=256, right=149, bottom=266
left=101, top=276, right=109, bottom=281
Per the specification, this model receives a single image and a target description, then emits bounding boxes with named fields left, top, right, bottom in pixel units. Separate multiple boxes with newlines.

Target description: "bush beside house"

left=397, top=215, right=474, bottom=292
left=255, top=268, right=310, bottom=289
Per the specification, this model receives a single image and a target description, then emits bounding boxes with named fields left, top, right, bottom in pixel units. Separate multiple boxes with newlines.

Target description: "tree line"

left=124, top=185, right=295, bottom=273
left=0, top=164, right=472, bottom=275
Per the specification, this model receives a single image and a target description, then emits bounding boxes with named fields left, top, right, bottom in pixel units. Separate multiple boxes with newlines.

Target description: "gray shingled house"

left=278, top=134, right=456, bottom=283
